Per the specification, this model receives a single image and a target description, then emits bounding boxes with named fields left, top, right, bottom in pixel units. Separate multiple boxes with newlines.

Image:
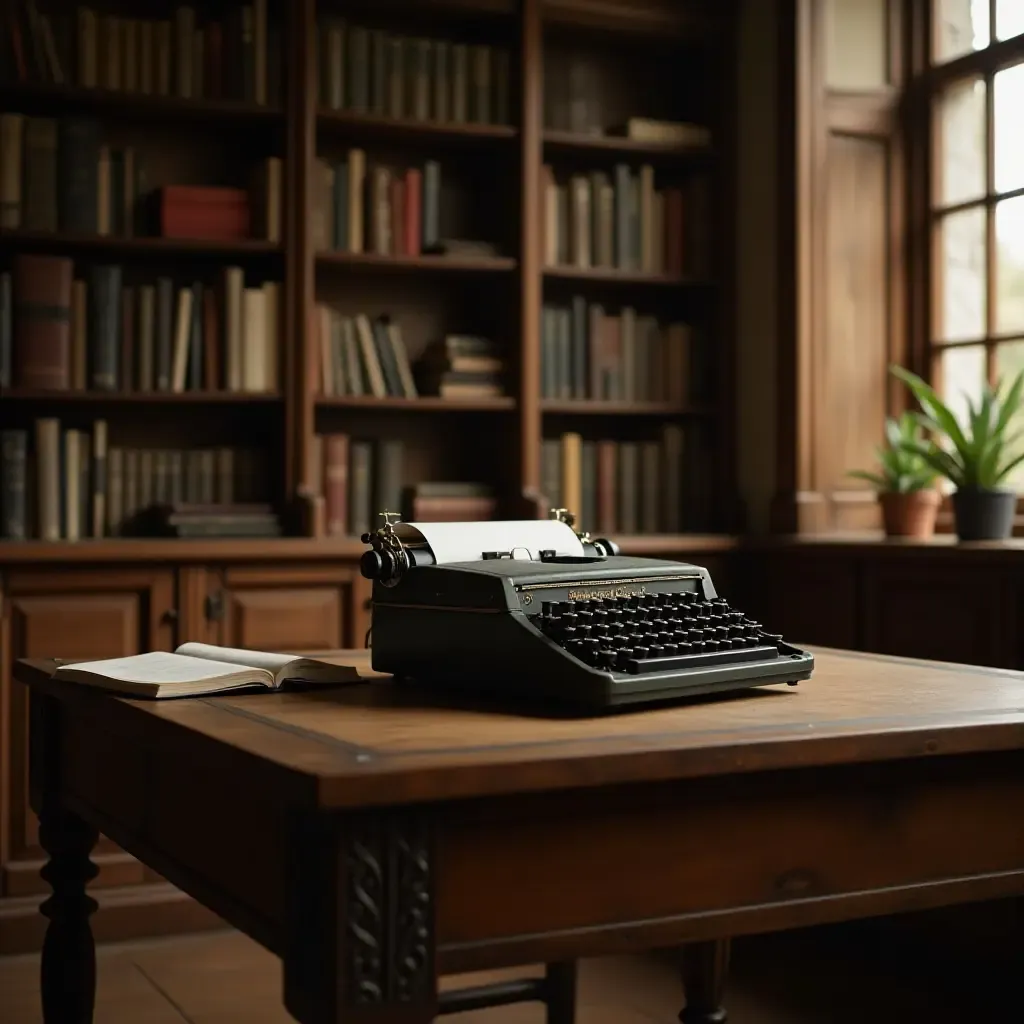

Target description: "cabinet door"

left=0, top=567, right=177, bottom=898
left=209, top=562, right=371, bottom=652
left=860, top=564, right=1017, bottom=668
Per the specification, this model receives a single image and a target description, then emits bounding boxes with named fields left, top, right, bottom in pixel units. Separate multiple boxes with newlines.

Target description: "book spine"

left=156, top=276, right=174, bottom=390
left=0, top=429, right=28, bottom=539
left=57, top=118, right=100, bottom=233
left=348, top=440, right=372, bottom=537
left=23, top=117, right=57, bottom=231
left=324, top=432, right=350, bottom=536
left=422, top=160, right=440, bottom=250
left=13, top=254, right=73, bottom=389
left=89, top=264, right=121, bottom=391
left=0, top=271, right=10, bottom=388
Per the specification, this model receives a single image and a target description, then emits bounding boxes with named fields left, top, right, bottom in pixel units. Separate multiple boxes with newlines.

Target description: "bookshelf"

left=0, top=0, right=737, bottom=554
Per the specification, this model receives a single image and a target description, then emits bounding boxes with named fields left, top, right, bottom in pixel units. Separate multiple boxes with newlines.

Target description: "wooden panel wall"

left=773, top=0, right=907, bottom=533
left=818, top=132, right=890, bottom=522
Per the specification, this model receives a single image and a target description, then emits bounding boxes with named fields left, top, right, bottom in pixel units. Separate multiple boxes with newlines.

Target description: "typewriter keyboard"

left=534, top=591, right=784, bottom=675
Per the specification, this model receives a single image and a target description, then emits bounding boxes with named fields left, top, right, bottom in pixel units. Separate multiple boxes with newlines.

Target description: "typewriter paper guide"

left=394, top=519, right=584, bottom=563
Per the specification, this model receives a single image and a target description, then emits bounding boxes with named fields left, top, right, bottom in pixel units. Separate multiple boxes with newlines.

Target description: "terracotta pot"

left=878, top=489, right=941, bottom=539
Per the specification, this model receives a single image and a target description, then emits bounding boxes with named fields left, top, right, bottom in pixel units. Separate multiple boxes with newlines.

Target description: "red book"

left=158, top=186, right=251, bottom=240
left=389, top=176, right=405, bottom=256
left=323, top=433, right=350, bottom=537
left=404, top=168, right=422, bottom=256
left=12, top=255, right=73, bottom=390
left=663, top=188, right=685, bottom=277
left=596, top=440, right=618, bottom=534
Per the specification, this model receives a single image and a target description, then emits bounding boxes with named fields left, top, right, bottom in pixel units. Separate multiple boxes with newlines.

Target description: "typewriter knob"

left=360, top=549, right=385, bottom=581
left=590, top=536, right=620, bottom=557
left=360, top=548, right=402, bottom=583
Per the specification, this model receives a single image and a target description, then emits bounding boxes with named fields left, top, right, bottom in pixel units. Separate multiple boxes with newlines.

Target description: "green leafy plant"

left=890, top=364, right=1024, bottom=490
left=848, top=411, right=939, bottom=493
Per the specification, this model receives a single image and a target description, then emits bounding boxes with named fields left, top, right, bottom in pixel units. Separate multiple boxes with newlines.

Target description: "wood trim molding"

left=286, top=0, right=316, bottom=500
left=824, top=92, right=898, bottom=135
left=0, top=882, right=224, bottom=956
left=517, top=0, right=542, bottom=500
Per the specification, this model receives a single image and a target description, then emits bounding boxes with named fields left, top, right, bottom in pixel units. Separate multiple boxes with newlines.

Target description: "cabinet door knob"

left=162, top=609, right=179, bottom=624
left=205, top=591, right=226, bottom=621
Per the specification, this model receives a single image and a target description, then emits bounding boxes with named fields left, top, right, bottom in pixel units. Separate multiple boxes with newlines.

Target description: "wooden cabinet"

left=0, top=549, right=370, bottom=953
left=737, top=542, right=1024, bottom=671
left=207, top=562, right=372, bottom=651
left=0, top=567, right=177, bottom=905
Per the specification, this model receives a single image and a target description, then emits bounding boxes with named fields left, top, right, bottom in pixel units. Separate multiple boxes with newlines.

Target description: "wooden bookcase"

left=0, top=0, right=740, bottom=953
left=1, top=0, right=739, bottom=551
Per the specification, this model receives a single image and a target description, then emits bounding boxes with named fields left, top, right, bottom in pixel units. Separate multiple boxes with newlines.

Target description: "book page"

left=395, top=519, right=584, bottom=564
left=55, top=651, right=262, bottom=686
left=175, top=642, right=297, bottom=674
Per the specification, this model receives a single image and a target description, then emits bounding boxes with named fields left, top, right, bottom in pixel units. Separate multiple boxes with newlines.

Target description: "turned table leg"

left=38, top=804, right=99, bottom=1024
left=544, top=960, right=578, bottom=1024
left=679, top=939, right=731, bottom=1024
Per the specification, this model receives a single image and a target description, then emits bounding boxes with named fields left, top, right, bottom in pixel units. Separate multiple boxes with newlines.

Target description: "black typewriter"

left=359, top=511, right=813, bottom=711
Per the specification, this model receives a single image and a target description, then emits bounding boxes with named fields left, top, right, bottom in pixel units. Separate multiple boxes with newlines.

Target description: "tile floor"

left=0, top=924, right=976, bottom=1023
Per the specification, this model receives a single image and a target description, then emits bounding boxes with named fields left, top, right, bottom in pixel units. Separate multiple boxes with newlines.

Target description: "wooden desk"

left=16, top=647, right=1024, bottom=1024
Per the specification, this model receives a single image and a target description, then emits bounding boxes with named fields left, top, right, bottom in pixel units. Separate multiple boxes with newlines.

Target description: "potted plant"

left=891, top=364, right=1024, bottom=541
left=848, top=411, right=941, bottom=538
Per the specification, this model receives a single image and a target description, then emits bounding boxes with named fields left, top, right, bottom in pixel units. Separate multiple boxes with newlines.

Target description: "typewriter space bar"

left=625, top=644, right=779, bottom=675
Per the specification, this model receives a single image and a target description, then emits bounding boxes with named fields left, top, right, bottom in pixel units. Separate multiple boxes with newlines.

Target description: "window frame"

left=912, top=0, right=1024, bottom=527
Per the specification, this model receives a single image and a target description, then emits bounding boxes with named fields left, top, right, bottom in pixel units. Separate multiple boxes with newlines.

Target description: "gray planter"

left=952, top=488, right=1016, bottom=541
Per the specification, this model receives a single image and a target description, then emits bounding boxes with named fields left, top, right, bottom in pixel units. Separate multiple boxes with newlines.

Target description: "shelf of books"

left=308, top=0, right=523, bottom=539
left=0, top=0, right=737, bottom=553
left=534, top=6, right=726, bottom=540
left=0, top=1, right=287, bottom=543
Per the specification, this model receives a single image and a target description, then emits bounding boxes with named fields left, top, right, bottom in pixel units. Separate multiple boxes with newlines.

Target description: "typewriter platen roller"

left=360, top=511, right=814, bottom=710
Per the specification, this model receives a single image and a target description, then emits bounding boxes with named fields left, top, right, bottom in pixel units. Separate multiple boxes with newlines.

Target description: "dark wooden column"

left=516, top=0, right=543, bottom=516
left=284, top=0, right=317, bottom=515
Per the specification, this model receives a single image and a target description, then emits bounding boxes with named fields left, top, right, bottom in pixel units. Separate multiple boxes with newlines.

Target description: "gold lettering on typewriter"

left=567, top=585, right=647, bottom=602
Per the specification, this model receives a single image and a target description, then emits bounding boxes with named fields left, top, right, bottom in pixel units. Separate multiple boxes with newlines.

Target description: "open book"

left=51, top=642, right=361, bottom=699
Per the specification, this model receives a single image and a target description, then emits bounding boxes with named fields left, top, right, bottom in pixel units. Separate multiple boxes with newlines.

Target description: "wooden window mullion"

left=985, top=62, right=997, bottom=384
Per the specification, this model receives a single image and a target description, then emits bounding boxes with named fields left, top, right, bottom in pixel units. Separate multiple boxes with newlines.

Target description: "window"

left=929, top=0, right=1024, bottom=486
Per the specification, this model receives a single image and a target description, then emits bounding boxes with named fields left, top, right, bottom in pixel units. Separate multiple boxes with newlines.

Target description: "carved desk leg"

left=679, top=939, right=731, bottom=1024
left=285, top=808, right=438, bottom=1024
left=38, top=804, right=100, bottom=1024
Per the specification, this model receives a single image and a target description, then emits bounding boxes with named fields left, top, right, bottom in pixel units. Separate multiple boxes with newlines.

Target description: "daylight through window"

left=931, top=0, right=1024, bottom=484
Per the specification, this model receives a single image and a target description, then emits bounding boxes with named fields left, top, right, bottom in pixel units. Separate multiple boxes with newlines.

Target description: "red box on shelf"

left=157, top=186, right=251, bottom=240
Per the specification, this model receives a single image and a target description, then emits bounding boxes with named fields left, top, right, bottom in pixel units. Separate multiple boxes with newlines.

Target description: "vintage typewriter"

left=359, top=511, right=813, bottom=710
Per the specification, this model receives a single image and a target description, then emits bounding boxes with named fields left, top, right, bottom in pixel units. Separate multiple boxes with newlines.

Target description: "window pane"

left=937, top=76, right=986, bottom=205
left=936, top=207, right=987, bottom=342
left=935, top=345, right=987, bottom=449
left=994, top=341, right=1024, bottom=488
left=994, top=62, right=1024, bottom=194
left=996, top=0, right=1024, bottom=40
left=826, top=0, right=888, bottom=90
left=934, top=0, right=990, bottom=62
left=996, top=196, right=1024, bottom=334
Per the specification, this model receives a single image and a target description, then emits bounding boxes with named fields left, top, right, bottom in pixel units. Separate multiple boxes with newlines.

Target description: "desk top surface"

left=16, top=647, right=1024, bottom=808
